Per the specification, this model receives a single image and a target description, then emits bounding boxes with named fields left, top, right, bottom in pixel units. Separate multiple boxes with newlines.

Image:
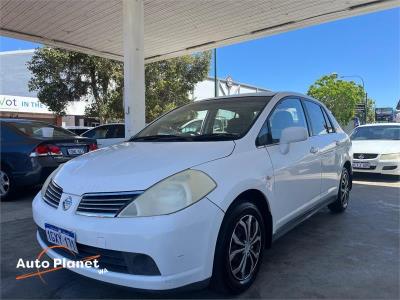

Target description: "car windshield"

left=351, top=125, right=400, bottom=140
left=131, top=97, right=271, bottom=142
left=9, top=121, right=76, bottom=138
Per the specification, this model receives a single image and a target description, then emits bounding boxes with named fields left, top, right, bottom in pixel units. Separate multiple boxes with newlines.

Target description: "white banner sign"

left=0, top=94, right=52, bottom=114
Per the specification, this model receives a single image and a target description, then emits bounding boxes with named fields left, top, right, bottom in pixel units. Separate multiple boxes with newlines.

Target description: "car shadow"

left=353, top=172, right=399, bottom=183
left=8, top=186, right=40, bottom=202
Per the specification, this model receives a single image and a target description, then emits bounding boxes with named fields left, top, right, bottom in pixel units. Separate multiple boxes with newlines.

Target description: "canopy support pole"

left=123, top=0, right=145, bottom=138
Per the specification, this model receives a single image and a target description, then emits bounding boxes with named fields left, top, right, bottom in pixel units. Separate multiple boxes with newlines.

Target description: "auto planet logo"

left=15, top=246, right=107, bottom=283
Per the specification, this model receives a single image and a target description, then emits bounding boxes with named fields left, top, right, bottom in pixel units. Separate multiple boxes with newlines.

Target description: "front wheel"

left=328, top=167, right=350, bottom=213
left=211, top=201, right=265, bottom=294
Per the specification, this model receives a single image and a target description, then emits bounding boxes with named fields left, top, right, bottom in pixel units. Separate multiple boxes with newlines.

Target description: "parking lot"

left=1, top=174, right=399, bottom=299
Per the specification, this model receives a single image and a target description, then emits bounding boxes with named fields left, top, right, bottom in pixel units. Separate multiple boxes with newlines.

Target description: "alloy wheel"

left=228, top=214, right=262, bottom=281
left=0, top=170, right=10, bottom=197
left=340, top=171, right=349, bottom=208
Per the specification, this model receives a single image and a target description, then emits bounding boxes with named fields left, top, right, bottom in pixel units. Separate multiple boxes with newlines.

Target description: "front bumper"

left=33, top=192, right=224, bottom=290
left=352, top=158, right=400, bottom=175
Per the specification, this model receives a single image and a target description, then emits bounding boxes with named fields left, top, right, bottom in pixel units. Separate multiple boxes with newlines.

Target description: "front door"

left=264, top=98, right=322, bottom=229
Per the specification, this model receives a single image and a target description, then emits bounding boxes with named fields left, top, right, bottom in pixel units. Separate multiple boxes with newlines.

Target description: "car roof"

left=95, top=123, right=124, bottom=126
left=196, top=91, right=277, bottom=102
left=195, top=91, right=321, bottom=104
left=0, top=118, right=50, bottom=124
left=357, top=123, right=400, bottom=127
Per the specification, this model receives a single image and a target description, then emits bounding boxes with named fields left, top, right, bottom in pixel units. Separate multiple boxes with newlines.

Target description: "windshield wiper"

left=191, top=133, right=239, bottom=141
left=130, top=135, right=188, bottom=142
left=131, top=133, right=239, bottom=142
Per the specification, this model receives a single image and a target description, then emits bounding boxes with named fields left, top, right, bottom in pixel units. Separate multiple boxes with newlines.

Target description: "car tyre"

left=328, top=167, right=350, bottom=213
left=211, top=201, right=265, bottom=294
left=0, top=167, right=14, bottom=201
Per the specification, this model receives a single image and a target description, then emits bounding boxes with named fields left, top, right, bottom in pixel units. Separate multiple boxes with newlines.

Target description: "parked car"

left=350, top=123, right=400, bottom=176
left=33, top=92, right=352, bottom=294
left=0, top=119, right=98, bottom=200
left=64, top=126, right=93, bottom=135
left=81, top=123, right=125, bottom=148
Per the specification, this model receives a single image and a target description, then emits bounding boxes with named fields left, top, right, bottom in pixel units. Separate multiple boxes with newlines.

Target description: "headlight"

left=118, top=169, right=216, bottom=217
left=380, top=153, right=400, bottom=160
left=41, top=165, right=63, bottom=198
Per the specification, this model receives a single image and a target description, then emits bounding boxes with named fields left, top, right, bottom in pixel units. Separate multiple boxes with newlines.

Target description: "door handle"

left=310, top=147, right=319, bottom=154
left=335, top=140, right=341, bottom=146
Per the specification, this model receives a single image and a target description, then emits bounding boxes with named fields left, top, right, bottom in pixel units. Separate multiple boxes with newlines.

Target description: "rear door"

left=302, top=100, right=338, bottom=198
left=263, top=98, right=322, bottom=228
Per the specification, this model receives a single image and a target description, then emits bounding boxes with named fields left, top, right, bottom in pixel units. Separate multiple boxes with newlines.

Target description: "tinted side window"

left=107, top=125, right=125, bottom=138
left=256, top=121, right=270, bottom=146
left=82, top=126, right=108, bottom=139
left=264, top=98, right=308, bottom=144
left=115, top=125, right=125, bottom=138
left=321, top=108, right=335, bottom=133
left=304, top=101, right=328, bottom=136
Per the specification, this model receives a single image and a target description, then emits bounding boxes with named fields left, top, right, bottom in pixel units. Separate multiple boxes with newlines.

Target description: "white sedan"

left=351, top=123, right=400, bottom=176
left=33, top=92, right=352, bottom=294
left=81, top=123, right=125, bottom=148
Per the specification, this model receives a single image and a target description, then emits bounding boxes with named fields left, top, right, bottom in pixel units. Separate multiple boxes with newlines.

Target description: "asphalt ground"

left=1, top=173, right=399, bottom=299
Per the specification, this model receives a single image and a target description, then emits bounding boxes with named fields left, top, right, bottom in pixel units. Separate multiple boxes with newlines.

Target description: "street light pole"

left=340, top=75, right=368, bottom=124
left=214, top=48, right=218, bottom=97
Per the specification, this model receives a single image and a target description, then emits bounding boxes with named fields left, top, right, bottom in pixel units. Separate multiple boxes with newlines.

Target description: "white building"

left=0, top=49, right=268, bottom=126
left=192, top=76, right=268, bottom=101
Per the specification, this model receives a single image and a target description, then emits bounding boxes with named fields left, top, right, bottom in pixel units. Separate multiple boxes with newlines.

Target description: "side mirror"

left=279, top=127, right=308, bottom=154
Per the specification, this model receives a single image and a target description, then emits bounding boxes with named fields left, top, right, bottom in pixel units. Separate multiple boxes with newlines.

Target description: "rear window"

left=8, top=122, right=75, bottom=138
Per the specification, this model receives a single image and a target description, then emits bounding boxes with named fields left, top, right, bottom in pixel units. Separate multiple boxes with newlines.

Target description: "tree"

left=366, top=98, right=376, bottom=123
left=145, top=53, right=211, bottom=122
left=307, top=74, right=367, bottom=126
left=27, top=48, right=91, bottom=116
left=27, top=48, right=123, bottom=123
left=28, top=48, right=211, bottom=123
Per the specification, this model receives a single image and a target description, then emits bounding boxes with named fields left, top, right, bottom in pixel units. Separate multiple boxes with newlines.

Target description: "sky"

left=0, top=7, right=399, bottom=108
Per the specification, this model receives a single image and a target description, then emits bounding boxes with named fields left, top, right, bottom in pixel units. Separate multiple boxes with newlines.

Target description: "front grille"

left=353, top=153, right=378, bottom=159
left=43, top=180, right=63, bottom=208
left=76, top=192, right=142, bottom=217
left=38, top=227, right=160, bottom=275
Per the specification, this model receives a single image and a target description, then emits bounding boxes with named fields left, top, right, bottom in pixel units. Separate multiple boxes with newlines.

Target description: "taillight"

left=89, top=143, right=98, bottom=151
left=48, top=145, right=62, bottom=155
left=35, top=144, right=49, bottom=155
left=31, top=144, right=62, bottom=157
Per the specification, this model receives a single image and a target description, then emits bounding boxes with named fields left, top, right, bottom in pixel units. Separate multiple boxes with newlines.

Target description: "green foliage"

left=307, top=73, right=367, bottom=126
left=27, top=48, right=90, bottom=115
left=145, top=52, right=211, bottom=122
left=27, top=47, right=211, bottom=123
left=366, top=98, right=376, bottom=123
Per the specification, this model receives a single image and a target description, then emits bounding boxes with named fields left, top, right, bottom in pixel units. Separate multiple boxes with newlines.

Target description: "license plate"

left=353, top=162, right=371, bottom=169
left=45, top=223, right=78, bottom=253
left=67, top=148, right=85, bottom=155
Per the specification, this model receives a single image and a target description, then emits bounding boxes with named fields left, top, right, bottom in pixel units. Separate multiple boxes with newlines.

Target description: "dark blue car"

left=0, top=119, right=98, bottom=200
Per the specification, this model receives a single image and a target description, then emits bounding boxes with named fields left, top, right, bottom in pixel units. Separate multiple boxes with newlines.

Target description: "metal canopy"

left=1, top=0, right=398, bottom=62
